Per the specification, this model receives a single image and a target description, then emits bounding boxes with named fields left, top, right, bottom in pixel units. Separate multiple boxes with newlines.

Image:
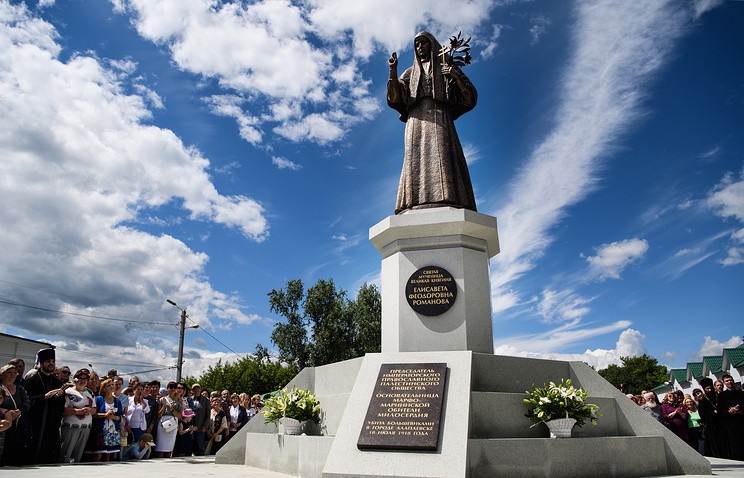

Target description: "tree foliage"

left=268, top=279, right=381, bottom=369
left=350, top=283, right=382, bottom=354
left=183, top=344, right=296, bottom=395
left=268, top=279, right=310, bottom=370
left=597, top=354, right=668, bottom=395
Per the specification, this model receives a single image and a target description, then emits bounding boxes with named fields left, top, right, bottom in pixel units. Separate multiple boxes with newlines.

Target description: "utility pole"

left=167, top=299, right=198, bottom=383
left=177, top=306, right=186, bottom=383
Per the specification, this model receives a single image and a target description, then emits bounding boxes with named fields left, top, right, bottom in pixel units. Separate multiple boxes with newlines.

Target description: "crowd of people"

left=0, top=348, right=265, bottom=466
left=628, top=376, right=744, bottom=461
left=3, top=347, right=743, bottom=468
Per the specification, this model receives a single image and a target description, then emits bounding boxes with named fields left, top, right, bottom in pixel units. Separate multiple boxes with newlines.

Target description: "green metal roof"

left=687, top=362, right=703, bottom=379
left=651, top=382, right=671, bottom=393
left=703, top=355, right=723, bottom=374
left=670, top=368, right=688, bottom=384
left=724, top=347, right=744, bottom=367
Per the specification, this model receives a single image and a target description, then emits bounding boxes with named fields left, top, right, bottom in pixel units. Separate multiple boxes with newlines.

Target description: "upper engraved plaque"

left=405, top=266, right=457, bottom=316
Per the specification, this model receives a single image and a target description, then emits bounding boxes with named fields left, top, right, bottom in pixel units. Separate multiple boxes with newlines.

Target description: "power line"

left=0, top=298, right=175, bottom=325
left=186, top=316, right=243, bottom=361
left=54, top=347, right=171, bottom=369
left=121, top=366, right=176, bottom=375
left=2, top=279, right=250, bottom=365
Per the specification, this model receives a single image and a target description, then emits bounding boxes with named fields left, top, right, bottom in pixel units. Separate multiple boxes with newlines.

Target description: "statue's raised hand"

left=388, top=52, right=398, bottom=69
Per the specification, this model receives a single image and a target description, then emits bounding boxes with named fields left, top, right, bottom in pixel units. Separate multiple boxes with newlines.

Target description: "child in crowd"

left=175, top=408, right=196, bottom=456
left=123, top=433, right=154, bottom=460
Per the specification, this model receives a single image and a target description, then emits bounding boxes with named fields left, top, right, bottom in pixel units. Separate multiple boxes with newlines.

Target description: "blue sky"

left=1, top=0, right=742, bottom=381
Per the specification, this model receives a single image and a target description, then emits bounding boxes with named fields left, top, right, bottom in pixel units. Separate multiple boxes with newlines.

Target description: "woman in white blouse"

left=60, top=369, right=96, bottom=463
left=126, top=382, right=150, bottom=444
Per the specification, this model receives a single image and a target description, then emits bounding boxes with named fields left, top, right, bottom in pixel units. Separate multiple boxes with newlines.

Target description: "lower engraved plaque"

left=357, top=363, right=447, bottom=451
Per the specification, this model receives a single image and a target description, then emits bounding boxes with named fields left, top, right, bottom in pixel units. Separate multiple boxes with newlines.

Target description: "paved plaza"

left=1, top=455, right=743, bottom=478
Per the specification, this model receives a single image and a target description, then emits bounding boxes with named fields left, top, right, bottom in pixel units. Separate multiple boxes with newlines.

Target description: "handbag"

left=161, top=416, right=178, bottom=433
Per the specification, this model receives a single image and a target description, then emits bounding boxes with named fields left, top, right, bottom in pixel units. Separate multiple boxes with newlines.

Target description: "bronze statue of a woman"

left=387, top=31, right=478, bottom=215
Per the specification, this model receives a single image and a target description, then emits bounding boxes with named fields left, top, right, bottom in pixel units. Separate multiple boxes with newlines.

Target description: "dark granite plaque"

left=405, top=266, right=457, bottom=316
left=357, top=363, right=447, bottom=451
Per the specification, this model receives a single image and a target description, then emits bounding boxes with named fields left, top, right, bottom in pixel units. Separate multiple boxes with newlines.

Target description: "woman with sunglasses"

left=86, top=378, right=124, bottom=461
left=154, top=381, right=183, bottom=458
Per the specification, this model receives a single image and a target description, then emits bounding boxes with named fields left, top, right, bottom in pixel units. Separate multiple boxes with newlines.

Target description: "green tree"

left=185, top=344, right=296, bottom=395
left=598, top=354, right=668, bottom=395
left=268, top=279, right=310, bottom=370
left=305, top=279, right=357, bottom=365
left=350, top=283, right=382, bottom=354
left=268, top=279, right=381, bottom=368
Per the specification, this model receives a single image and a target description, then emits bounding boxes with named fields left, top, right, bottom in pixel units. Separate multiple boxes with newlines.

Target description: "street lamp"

left=166, top=299, right=199, bottom=382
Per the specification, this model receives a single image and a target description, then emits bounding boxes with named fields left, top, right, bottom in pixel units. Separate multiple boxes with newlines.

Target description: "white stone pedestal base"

left=369, top=208, right=499, bottom=354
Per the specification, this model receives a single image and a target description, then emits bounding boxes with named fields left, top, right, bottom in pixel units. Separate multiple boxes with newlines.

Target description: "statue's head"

left=414, top=32, right=440, bottom=63
left=415, top=36, right=431, bottom=60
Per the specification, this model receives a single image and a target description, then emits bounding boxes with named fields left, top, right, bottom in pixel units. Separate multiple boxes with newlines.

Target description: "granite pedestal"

left=369, top=208, right=499, bottom=354
left=223, top=208, right=710, bottom=477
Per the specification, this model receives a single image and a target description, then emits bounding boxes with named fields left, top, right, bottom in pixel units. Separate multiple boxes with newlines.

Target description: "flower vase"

left=279, top=417, right=304, bottom=435
left=545, top=418, right=576, bottom=438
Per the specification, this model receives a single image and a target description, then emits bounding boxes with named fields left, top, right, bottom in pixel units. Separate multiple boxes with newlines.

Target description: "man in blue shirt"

left=124, top=433, right=155, bottom=460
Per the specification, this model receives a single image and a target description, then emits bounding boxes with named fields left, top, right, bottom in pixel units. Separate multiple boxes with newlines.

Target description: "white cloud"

left=698, top=144, right=721, bottom=162
left=651, top=230, right=730, bottom=280
left=584, top=238, right=649, bottom=281
left=614, top=328, right=646, bottom=357
left=695, top=336, right=742, bottom=358
left=673, top=248, right=695, bottom=258
left=692, top=0, right=724, bottom=19
left=677, top=199, right=694, bottom=210
left=0, top=1, right=265, bottom=344
left=708, top=167, right=744, bottom=222
left=536, top=289, right=592, bottom=323
left=462, top=142, right=482, bottom=165
left=115, top=0, right=494, bottom=145
left=307, top=0, right=494, bottom=59
left=49, top=337, right=251, bottom=383
left=205, top=95, right=262, bottom=144
left=529, top=15, right=551, bottom=44
left=115, top=0, right=363, bottom=144
left=480, top=24, right=504, bottom=59
left=494, top=327, right=642, bottom=370
left=489, top=0, right=695, bottom=311
left=273, top=112, right=346, bottom=144
left=720, top=247, right=743, bottom=266
left=272, top=156, right=302, bottom=170
left=707, top=165, right=744, bottom=266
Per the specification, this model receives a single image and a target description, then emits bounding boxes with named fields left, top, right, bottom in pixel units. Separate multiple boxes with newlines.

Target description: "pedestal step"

left=473, top=354, right=578, bottom=394
left=468, top=436, right=668, bottom=478
left=470, top=391, right=620, bottom=438
left=244, top=433, right=333, bottom=478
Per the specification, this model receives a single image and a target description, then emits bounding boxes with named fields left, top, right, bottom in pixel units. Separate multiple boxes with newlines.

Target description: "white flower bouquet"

left=262, top=386, right=321, bottom=424
left=523, top=379, right=600, bottom=427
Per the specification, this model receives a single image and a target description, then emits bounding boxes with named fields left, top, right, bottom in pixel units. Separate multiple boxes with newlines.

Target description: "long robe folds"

left=388, top=32, right=478, bottom=215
